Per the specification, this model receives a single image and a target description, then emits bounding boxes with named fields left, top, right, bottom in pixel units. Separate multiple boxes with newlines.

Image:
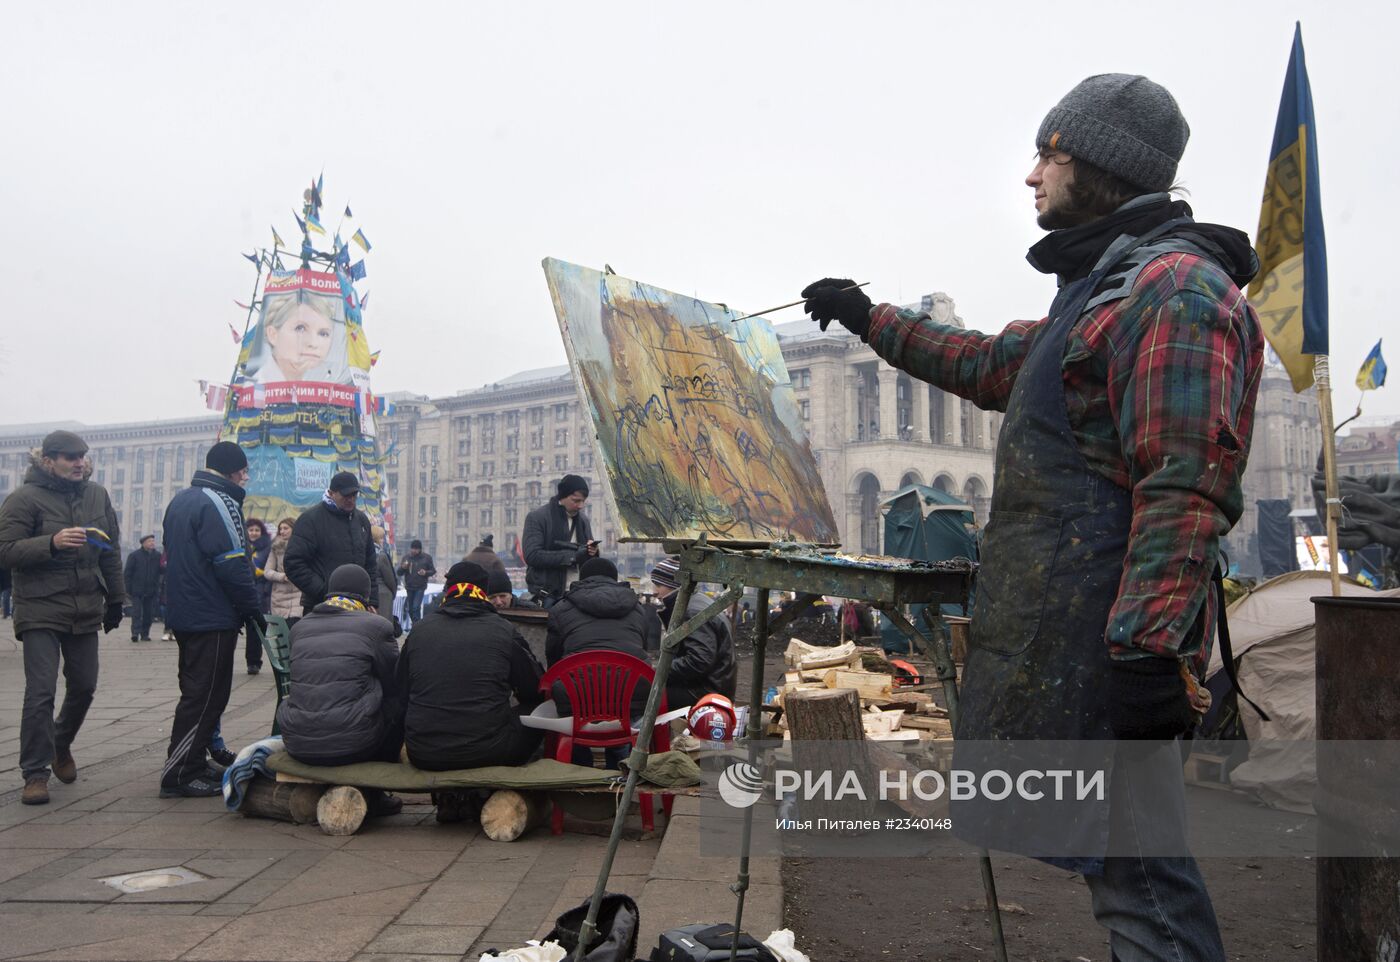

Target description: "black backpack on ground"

left=543, top=892, right=640, bottom=962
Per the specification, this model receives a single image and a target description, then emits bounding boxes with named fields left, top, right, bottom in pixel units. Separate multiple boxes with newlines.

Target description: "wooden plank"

left=822, top=669, right=893, bottom=701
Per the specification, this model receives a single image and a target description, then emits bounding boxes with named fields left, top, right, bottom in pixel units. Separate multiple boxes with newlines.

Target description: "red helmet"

left=688, top=693, right=737, bottom=742
left=890, top=659, right=923, bottom=688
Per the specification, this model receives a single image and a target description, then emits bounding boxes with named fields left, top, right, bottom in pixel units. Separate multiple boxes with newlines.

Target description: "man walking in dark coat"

left=522, top=474, right=597, bottom=607
left=159, top=441, right=266, bottom=797
left=464, top=534, right=508, bottom=586
left=123, top=534, right=162, bottom=642
left=396, top=539, right=435, bottom=629
left=284, top=471, right=380, bottom=614
left=0, top=431, right=125, bottom=805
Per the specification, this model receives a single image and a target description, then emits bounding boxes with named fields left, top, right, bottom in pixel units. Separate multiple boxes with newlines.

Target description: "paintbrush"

left=727, top=282, right=870, bottom=324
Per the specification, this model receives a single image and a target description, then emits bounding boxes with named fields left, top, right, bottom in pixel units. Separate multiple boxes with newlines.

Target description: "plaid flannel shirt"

left=867, top=251, right=1263, bottom=678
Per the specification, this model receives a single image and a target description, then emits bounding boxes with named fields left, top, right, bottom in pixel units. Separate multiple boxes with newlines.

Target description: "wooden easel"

left=571, top=537, right=1009, bottom=962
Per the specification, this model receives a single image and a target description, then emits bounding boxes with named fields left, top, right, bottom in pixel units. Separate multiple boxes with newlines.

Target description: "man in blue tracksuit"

left=159, top=442, right=266, bottom=797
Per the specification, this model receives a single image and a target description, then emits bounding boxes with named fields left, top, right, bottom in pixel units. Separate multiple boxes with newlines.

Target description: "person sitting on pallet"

left=648, top=557, right=737, bottom=711
left=545, top=556, right=659, bottom=769
left=398, top=561, right=546, bottom=822
left=277, top=564, right=403, bottom=818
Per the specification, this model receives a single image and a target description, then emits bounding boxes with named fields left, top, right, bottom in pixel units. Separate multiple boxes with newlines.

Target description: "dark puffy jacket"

left=278, top=603, right=400, bottom=764
left=660, top=591, right=737, bottom=706
left=546, top=576, right=659, bottom=716
left=161, top=471, right=260, bottom=633
left=522, top=498, right=592, bottom=602
left=545, top=577, right=659, bottom=666
left=123, top=547, right=162, bottom=596
left=397, top=593, right=543, bottom=769
left=284, top=501, right=379, bottom=611
left=0, top=464, right=125, bottom=636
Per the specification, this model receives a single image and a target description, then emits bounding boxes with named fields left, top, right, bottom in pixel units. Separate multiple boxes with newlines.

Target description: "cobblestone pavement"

left=0, top=617, right=777, bottom=961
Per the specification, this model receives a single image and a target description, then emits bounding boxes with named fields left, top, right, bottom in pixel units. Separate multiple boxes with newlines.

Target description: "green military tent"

left=878, top=484, right=979, bottom=653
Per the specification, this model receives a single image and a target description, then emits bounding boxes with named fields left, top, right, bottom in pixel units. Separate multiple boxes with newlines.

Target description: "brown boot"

left=52, top=750, right=77, bottom=784
left=21, top=776, right=49, bottom=806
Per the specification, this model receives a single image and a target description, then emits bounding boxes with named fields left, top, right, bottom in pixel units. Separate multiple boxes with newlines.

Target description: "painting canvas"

left=543, top=258, right=838, bottom=545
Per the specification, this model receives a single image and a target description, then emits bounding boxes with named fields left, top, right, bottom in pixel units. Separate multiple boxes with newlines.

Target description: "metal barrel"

left=1314, top=595, right=1400, bottom=962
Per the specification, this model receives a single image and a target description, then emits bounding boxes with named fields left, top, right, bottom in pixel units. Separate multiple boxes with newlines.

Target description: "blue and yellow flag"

left=1356, top=340, right=1387, bottom=391
left=1248, top=23, right=1329, bottom=393
left=271, top=225, right=285, bottom=249
left=352, top=228, right=372, bottom=252
left=306, top=213, right=326, bottom=236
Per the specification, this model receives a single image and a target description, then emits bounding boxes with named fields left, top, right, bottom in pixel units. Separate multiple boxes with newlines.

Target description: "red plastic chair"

left=536, top=651, right=671, bottom=835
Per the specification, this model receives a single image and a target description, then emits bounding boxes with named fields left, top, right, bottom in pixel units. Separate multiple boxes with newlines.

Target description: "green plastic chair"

left=256, top=615, right=293, bottom=736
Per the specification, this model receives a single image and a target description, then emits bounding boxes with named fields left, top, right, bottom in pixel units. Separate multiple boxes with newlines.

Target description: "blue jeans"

left=1085, top=743, right=1225, bottom=962
left=405, top=588, right=425, bottom=628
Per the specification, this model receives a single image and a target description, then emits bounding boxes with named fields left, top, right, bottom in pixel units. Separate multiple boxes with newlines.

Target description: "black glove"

left=801, top=277, right=874, bottom=340
left=1108, top=657, right=1197, bottom=740
left=392, top=616, right=403, bottom=639
left=246, top=612, right=268, bottom=638
left=102, top=602, right=124, bottom=634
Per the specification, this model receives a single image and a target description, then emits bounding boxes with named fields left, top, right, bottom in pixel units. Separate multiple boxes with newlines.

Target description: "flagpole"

left=1313, top=355, right=1342, bottom=596
left=217, top=251, right=268, bottom=438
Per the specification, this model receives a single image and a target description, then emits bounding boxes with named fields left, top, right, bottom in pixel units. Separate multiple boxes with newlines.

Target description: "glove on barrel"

left=1107, top=656, right=1197, bottom=740
left=801, top=277, right=873, bottom=340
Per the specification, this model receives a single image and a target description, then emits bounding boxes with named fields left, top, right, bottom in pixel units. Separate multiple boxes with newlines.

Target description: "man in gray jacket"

left=0, top=431, right=125, bottom=805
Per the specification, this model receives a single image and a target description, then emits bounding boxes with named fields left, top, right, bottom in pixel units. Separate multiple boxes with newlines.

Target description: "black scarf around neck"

left=1027, top=197, right=1193, bottom=284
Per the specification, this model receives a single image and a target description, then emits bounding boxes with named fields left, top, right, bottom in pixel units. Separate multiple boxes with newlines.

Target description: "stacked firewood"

left=770, top=638, right=953, bottom=743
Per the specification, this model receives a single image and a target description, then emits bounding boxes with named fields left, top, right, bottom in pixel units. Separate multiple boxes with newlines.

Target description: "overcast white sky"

left=0, top=2, right=1392, bottom=429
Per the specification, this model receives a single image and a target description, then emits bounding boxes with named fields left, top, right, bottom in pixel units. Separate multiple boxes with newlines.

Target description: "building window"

left=528, top=481, right=542, bottom=500
left=579, top=449, right=593, bottom=468
left=506, top=434, right=519, bottom=453
left=530, top=428, right=544, bottom=450
left=555, top=403, right=569, bottom=422
left=457, top=461, right=469, bottom=479
left=419, top=471, right=428, bottom=490
left=133, top=489, right=144, bottom=507
left=134, top=509, right=143, bottom=531
left=456, top=509, right=469, bottom=527
left=555, top=428, right=569, bottom=447
left=505, top=458, right=518, bottom=474
left=418, top=496, right=426, bottom=517
left=792, top=368, right=811, bottom=389
left=154, top=452, right=165, bottom=482
left=388, top=472, right=399, bottom=492
left=505, top=506, right=518, bottom=526
left=478, top=484, right=493, bottom=502
left=530, top=407, right=544, bottom=424
left=555, top=454, right=568, bottom=470
left=113, top=490, right=124, bottom=507
left=481, top=461, right=495, bottom=477
left=799, top=399, right=811, bottom=421
left=505, top=411, right=519, bottom=427
left=134, top=451, right=146, bottom=484
left=480, top=507, right=493, bottom=526
left=531, top=456, right=544, bottom=474
left=115, top=467, right=126, bottom=486
left=457, top=438, right=470, bottom=456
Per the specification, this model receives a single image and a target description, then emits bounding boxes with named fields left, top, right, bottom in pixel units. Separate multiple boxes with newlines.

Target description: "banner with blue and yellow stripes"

left=1248, top=23, right=1329, bottom=393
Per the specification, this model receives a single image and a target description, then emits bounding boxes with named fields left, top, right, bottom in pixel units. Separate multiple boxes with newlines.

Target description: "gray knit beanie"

left=1036, top=74, right=1189, bottom=192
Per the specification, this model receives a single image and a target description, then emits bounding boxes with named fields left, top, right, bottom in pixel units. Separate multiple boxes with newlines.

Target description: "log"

left=479, top=789, right=550, bottom=842
left=822, top=669, right=893, bottom=701
left=316, top=785, right=368, bottom=836
left=238, top=777, right=326, bottom=825
left=785, top=688, right=878, bottom=830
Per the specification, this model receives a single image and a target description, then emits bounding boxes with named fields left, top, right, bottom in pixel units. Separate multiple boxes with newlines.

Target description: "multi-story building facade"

left=1335, top=418, right=1400, bottom=477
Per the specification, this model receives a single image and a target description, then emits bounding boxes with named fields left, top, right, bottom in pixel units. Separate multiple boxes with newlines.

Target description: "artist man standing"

left=804, top=74, right=1262, bottom=958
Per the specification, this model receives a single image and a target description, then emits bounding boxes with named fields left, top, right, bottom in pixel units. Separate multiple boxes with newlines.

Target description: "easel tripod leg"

left=730, top=585, right=766, bottom=961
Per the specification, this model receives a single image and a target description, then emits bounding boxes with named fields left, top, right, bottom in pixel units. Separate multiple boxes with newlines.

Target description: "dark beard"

left=1037, top=203, right=1100, bottom=230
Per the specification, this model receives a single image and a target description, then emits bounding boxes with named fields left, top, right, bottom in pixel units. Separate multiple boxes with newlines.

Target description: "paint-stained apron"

left=950, top=223, right=1193, bottom=873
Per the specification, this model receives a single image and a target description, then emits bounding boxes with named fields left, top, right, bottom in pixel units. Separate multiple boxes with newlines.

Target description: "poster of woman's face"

left=243, top=288, right=350, bottom=385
